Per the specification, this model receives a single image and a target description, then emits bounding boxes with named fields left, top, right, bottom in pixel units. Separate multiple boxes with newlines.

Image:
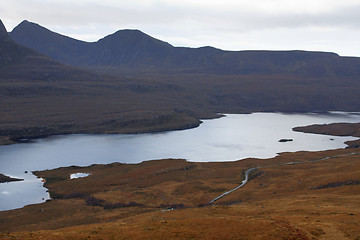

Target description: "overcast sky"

left=1, top=0, right=360, bottom=56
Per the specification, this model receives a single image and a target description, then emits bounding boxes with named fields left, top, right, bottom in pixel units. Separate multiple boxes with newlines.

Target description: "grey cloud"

left=2, top=0, right=360, bottom=31
left=1, top=0, right=360, bottom=56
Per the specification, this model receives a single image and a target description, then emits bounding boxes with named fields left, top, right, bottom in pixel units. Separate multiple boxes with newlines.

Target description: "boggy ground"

left=0, top=147, right=359, bottom=239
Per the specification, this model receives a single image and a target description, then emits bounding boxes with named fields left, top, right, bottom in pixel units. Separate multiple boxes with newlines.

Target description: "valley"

left=0, top=18, right=360, bottom=239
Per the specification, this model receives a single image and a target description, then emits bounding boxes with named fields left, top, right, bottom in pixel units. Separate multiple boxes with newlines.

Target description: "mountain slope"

left=1, top=20, right=204, bottom=142
left=10, top=21, right=175, bottom=71
left=10, top=20, right=91, bottom=66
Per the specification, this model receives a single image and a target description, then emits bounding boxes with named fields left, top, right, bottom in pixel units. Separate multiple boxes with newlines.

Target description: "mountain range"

left=1, top=19, right=360, bottom=141
left=10, top=20, right=360, bottom=77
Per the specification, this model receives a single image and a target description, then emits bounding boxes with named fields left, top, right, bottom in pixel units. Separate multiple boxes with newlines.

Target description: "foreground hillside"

left=0, top=148, right=359, bottom=239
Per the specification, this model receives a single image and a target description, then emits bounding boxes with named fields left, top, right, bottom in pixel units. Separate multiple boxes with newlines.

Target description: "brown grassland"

left=0, top=146, right=359, bottom=239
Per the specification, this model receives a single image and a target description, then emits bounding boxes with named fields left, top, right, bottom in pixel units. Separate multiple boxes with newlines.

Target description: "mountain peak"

left=98, top=29, right=173, bottom=49
left=108, top=29, right=153, bottom=38
left=11, top=20, right=90, bottom=46
left=12, top=20, right=51, bottom=36
left=18, top=20, right=31, bottom=26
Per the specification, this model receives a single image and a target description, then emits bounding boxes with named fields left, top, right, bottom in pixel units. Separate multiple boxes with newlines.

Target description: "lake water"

left=1, top=112, right=360, bottom=211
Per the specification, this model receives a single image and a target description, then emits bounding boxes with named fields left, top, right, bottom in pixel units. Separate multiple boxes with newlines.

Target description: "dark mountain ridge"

left=10, top=20, right=360, bottom=77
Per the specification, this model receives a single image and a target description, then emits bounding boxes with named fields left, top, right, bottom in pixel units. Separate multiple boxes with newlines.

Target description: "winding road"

left=210, top=152, right=359, bottom=204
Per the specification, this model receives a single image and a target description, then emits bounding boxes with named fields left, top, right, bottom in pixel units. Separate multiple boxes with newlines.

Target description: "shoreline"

left=0, top=113, right=207, bottom=146
left=1, top=111, right=359, bottom=211
left=293, top=122, right=360, bottom=148
left=2, top=110, right=358, bottom=147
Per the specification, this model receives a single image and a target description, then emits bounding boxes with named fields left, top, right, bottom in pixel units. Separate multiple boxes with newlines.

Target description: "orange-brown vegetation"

left=0, top=147, right=359, bottom=239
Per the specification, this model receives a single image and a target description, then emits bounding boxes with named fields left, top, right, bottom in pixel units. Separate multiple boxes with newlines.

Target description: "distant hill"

left=10, top=20, right=360, bottom=76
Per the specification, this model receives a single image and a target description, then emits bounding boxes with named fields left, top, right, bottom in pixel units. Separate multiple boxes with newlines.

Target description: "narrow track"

left=210, top=152, right=359, bottom=204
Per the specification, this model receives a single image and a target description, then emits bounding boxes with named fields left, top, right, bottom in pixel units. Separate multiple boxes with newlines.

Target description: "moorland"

left=0, top=142, right=359, bottom=239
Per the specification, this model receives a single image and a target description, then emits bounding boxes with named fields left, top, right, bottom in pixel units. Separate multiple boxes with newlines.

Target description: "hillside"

left=0, top=20, right=204, bottom=143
